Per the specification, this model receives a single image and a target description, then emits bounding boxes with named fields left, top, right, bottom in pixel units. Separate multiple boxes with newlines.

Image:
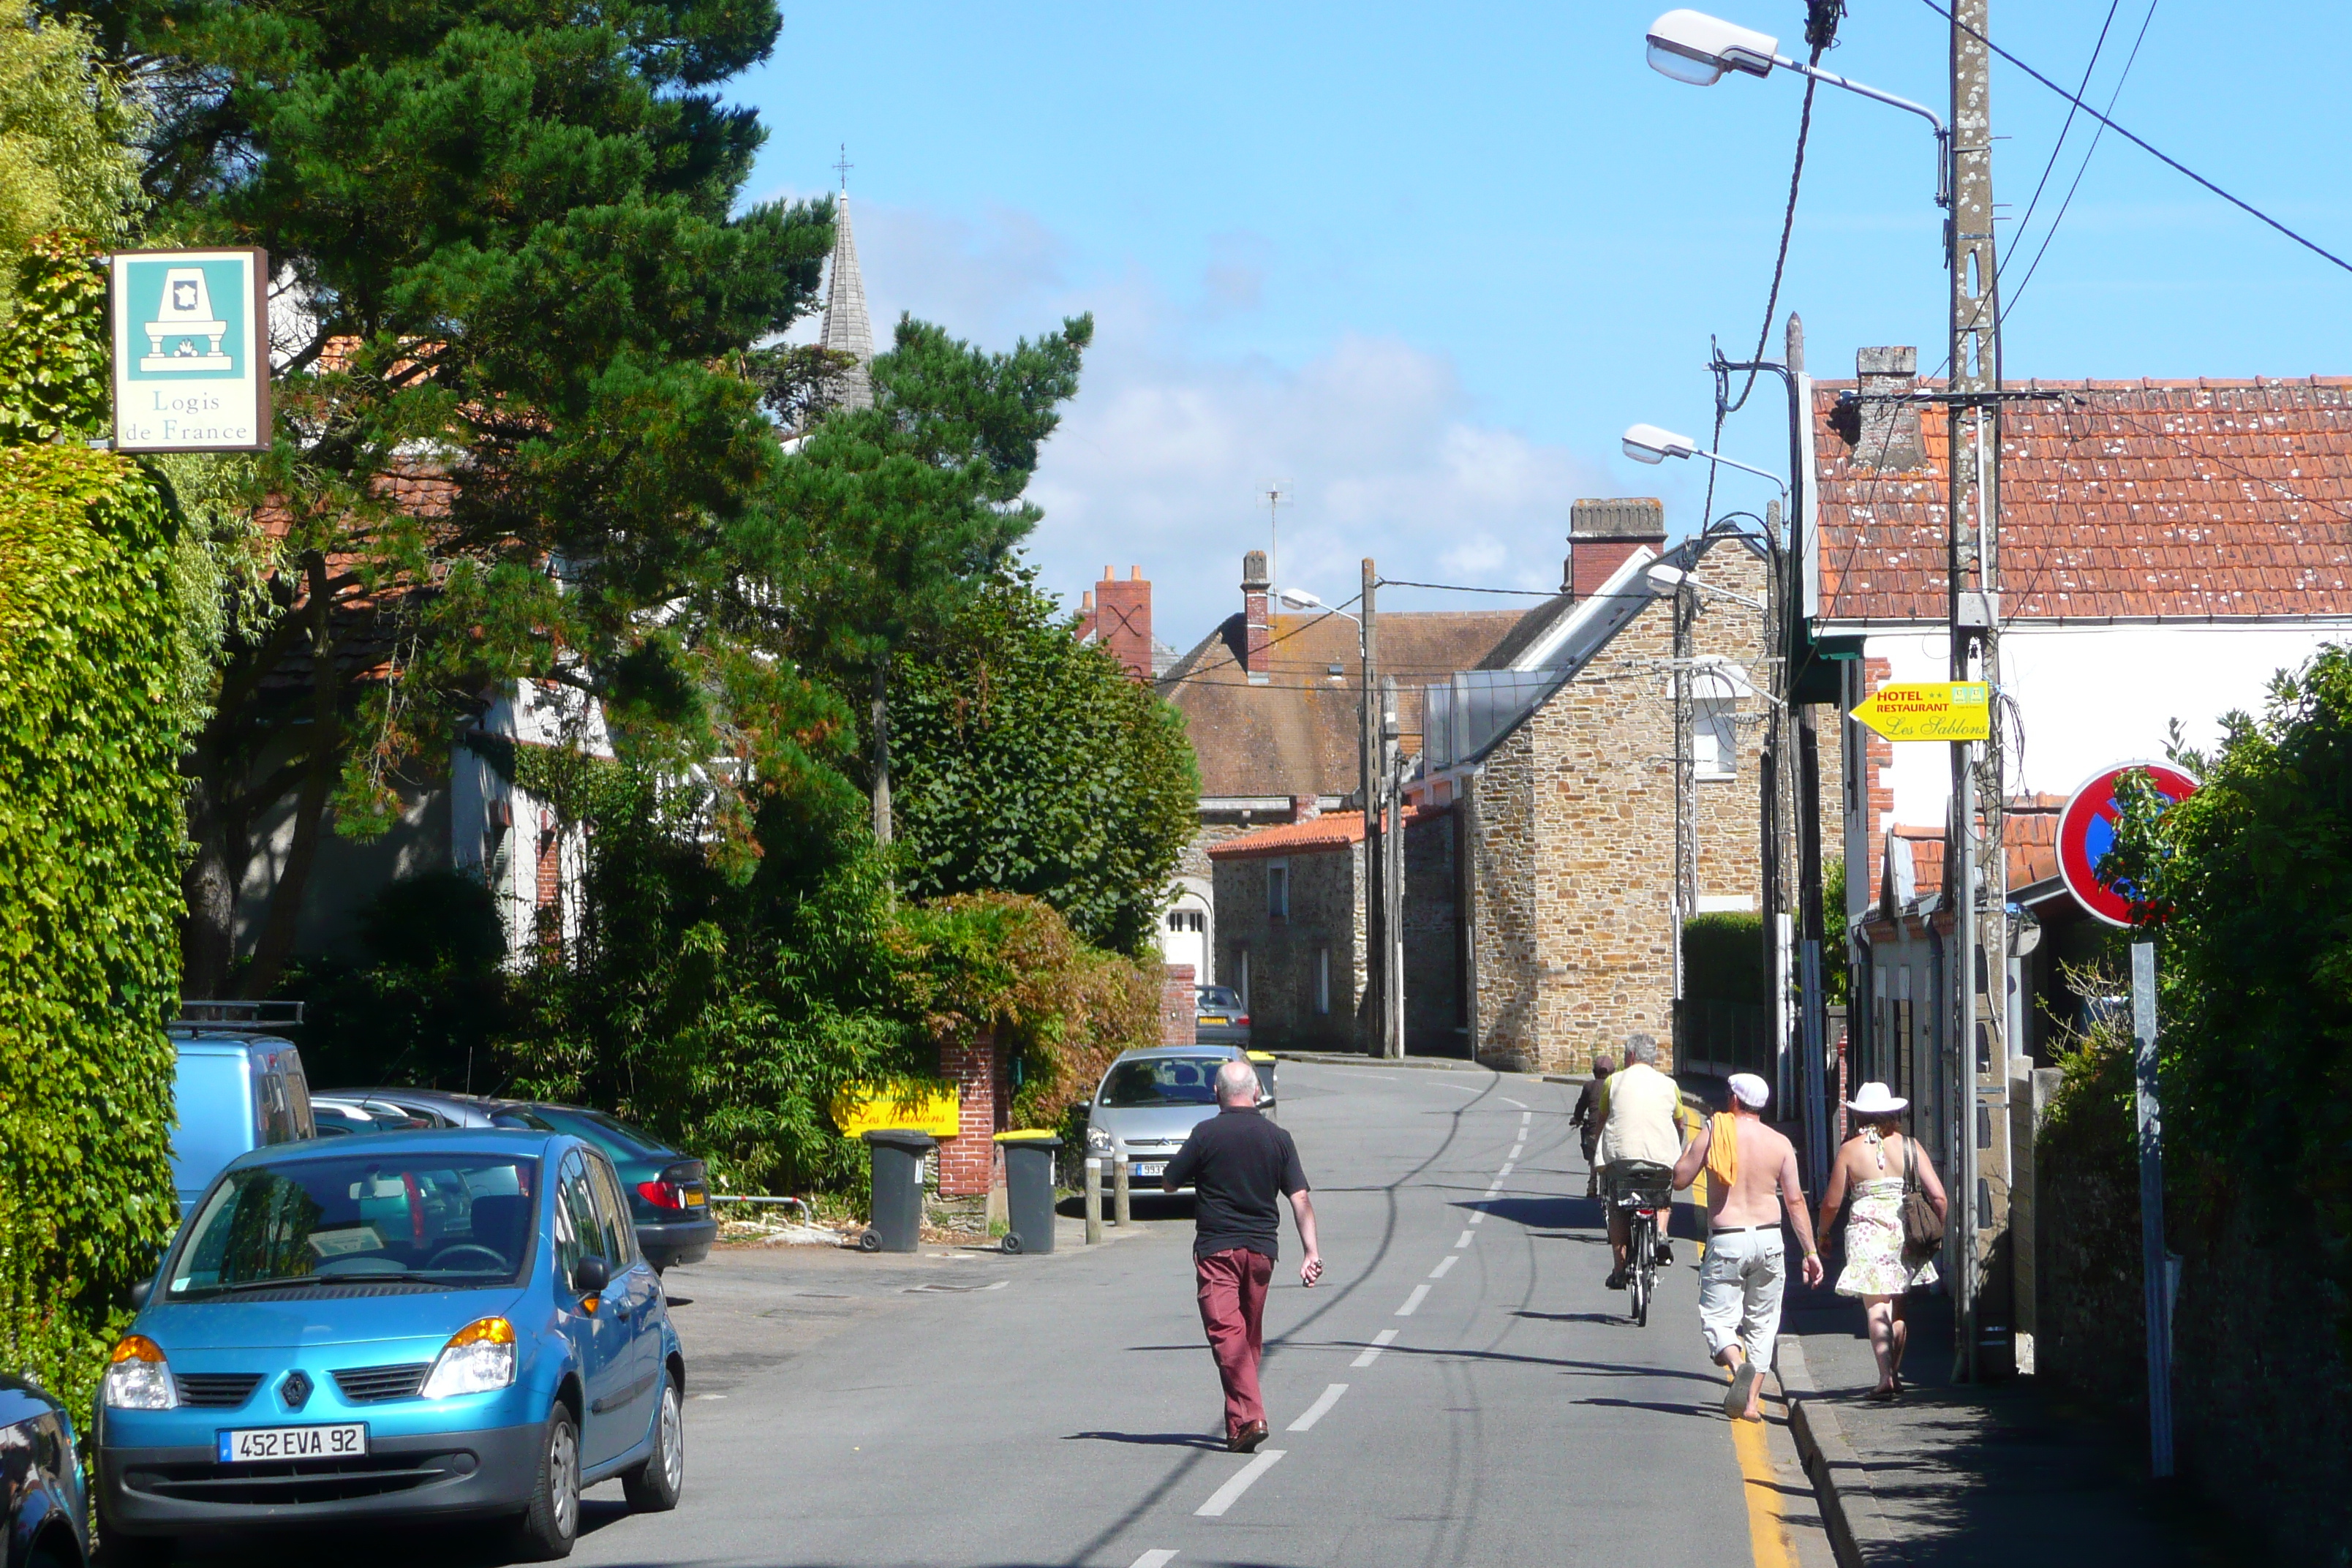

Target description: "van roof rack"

left=174, top=999, right=304, bottom=1028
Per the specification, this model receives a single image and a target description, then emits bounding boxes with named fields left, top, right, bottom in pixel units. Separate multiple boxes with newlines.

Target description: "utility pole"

left=1361, top=559, right=1383, bottom=1057
left=1948, top=0, right=2005, bottom=1382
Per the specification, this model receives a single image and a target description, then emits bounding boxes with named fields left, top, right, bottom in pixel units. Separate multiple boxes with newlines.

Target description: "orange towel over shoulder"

left=1705, top=1113, right=1739, bottom=1189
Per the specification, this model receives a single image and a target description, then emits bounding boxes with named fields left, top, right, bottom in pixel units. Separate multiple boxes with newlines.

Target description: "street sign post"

left=1849, top=681, right=1990, bottom=742
left=2055, top=762, right=2199, bottom=927
left=108, top=247, right=271, bottom=453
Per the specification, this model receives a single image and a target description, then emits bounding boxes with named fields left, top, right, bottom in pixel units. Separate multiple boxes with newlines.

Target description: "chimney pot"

left=1130, top=565, right=1142, bottom=581
left=1566, top=497, right=1667, bottom=600
left=1241, top=551, right=1272, bottom=682
left=1101, top=565, right=1113, bottom=583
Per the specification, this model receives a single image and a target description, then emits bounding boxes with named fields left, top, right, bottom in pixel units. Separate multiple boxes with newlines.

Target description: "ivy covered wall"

left=0, top=445, right=184, bottom=1414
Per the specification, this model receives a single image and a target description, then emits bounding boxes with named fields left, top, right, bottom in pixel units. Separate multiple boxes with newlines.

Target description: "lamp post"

left=1622, top=424, right=1790, bottom=502
left=1646, top=4, right=2016, bottom=1382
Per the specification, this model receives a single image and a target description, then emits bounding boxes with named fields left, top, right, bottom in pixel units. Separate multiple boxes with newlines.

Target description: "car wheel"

left=621, top=1371, right=685, bottom=1512
left=510, top=1404, right=581, bottom=1560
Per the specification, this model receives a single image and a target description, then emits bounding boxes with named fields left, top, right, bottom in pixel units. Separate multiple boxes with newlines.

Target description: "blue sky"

left=736, top=2, right=2352, bottom=642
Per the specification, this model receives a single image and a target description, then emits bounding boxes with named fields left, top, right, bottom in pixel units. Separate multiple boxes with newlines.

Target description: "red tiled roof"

left=1880, top=795, right=2069, bottom=908
left=1812, top=377, right=2352, bottom=626
left=1207, top=804, right=1450, bottom=859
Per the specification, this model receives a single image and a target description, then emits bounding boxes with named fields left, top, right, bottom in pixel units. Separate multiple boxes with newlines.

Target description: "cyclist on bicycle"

left=1572, top=1055, right=1613, bottom=1199
left=1597, top=1034, right=1685, bottom=1289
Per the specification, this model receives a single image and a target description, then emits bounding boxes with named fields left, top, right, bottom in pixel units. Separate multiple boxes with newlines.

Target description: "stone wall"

left=1215, top=843, right=1365, bottom=1051
left=1689, top=542, right=1771, bottom=911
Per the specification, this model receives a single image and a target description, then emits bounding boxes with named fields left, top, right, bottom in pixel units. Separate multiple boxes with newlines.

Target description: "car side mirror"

left=571, top=1255, right=611, bottom=1296
left=127, top=1278, right=151, bottom=1310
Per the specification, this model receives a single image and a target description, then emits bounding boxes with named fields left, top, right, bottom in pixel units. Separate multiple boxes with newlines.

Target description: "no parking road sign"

left=2057, top=761, right=2198, bottom=927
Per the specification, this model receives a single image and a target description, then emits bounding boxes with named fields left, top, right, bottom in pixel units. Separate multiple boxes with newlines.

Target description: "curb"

left=1776, top=1339, right=1904, bottom=1568
left=1273, top=1052, right=1488, bottom=1074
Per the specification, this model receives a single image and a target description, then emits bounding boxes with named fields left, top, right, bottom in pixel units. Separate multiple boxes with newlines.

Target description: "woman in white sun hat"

left=1816, top=1082, right=1948, bottom=1400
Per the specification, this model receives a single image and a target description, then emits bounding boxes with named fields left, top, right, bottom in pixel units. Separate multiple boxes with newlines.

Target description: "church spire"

left=820, top=146, right=874, bottom=411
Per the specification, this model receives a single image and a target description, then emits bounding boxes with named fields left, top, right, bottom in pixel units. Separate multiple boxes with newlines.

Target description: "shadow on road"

left=1064, top=1429, right=1225, bottom=1450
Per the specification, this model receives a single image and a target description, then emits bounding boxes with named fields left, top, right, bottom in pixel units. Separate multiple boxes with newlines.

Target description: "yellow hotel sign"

left=1850, top=682, right=1991, bottom=743
left=832, top=1082, right=960, bottom=1138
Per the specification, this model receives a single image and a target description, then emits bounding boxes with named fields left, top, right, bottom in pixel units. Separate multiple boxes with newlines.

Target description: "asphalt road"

left=571, top=1060, right=1831, bottom=1568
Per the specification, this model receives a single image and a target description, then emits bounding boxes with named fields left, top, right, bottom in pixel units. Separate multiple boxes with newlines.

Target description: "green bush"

left=1682, top=911, right=1766, bottom=1003
left=0, top=445, right=184, bottom=1415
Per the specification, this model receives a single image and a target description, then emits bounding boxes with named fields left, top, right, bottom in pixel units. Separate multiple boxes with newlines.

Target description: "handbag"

left=1900, top=1137, right=1945, bottom=1263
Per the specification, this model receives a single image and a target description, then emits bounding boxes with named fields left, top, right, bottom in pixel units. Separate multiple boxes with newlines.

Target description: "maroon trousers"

left=1195, top=1246, right=1274, bottom=1438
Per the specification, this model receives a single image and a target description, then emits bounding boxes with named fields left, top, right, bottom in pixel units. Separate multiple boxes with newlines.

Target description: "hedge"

left=0, top=444, right=183, bottom=1416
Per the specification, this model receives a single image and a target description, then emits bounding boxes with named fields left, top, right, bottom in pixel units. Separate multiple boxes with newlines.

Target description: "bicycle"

left=1610, top=1161, right=1674, bottom=1327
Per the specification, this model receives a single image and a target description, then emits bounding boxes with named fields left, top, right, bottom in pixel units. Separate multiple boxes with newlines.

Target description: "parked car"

left=1193, top=986, right=1250, bottom=1048
left=94, top=1128, right=683, bottom=1561
left=1083, top=1044, right=1254, bottom=1193
left=167, top=1028, right=314, bottom=1213
left=309, top=1096, right=432, bottom=1138
left=2, top=1372, right=88, bottom=1568
left=325, top=1091, right=715, bottom=1272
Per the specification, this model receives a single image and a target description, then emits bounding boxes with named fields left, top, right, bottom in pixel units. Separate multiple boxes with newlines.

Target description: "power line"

left=1918, top=0, right=2352, bottom=279
left=2002, top=1, right=2160, bottom=325
left=1373, top=578, right=1561, bottom=598
left=2001, top=0, right=2119, bottom=279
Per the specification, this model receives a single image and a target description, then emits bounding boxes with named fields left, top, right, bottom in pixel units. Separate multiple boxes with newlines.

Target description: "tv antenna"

left=1260, top=480, right=1292, bottom=592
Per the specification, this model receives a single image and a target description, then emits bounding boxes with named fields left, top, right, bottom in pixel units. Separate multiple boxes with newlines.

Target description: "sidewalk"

left=1776, top=1275, right=2236, bottom=1567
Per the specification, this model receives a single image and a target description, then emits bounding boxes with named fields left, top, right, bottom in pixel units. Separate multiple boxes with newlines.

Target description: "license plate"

left=217, top=1424, right=367, bottom=1463
left=1131, top=1161, right=1166, bottom=1179
left=685, top=1190, right=707, bottom=1208
left=1198, top=1016, right=1227, bottom=1025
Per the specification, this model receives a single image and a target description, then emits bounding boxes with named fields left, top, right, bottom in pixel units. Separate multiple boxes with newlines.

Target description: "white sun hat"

left=1845, top=1081, right=1909, bottom=1116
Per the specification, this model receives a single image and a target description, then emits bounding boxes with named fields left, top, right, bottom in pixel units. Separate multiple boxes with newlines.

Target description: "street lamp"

left=1621, top=423, right=1789, bottom=501
left=1276, top=587, right=1358, bottom=625
left=1644, top=9, right=1949, bottom=206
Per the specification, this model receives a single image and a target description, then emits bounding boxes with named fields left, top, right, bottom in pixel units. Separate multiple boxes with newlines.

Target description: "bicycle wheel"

left=1629, top=1217, right=1651, bottom=1325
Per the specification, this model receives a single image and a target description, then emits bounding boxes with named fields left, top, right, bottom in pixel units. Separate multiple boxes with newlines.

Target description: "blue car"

left=93, top=1129, right=684, bottom=1561
left=1, top=1371, right=88, bottom=1568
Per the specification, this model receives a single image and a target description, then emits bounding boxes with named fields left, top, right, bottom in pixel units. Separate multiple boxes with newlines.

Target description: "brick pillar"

left=937, top=1030, right=1006, bottom=1197
left=1161, top=964, right=1197, bottom=1047
left=1094, top=566, right=1154, bottom=681
left=1242, top=551, right=1271, bottom=683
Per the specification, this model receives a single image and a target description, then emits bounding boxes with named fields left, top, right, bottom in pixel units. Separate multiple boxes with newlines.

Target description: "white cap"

left=1727, top=1072, right=1770, bottom=1109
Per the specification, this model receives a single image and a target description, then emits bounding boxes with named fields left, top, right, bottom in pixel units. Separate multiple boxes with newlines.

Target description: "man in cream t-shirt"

left=1596, top=1033, right=1684, bottom=1289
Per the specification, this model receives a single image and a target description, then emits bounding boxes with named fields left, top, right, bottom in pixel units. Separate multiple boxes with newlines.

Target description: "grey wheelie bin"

left=993, top=1130, right=1060, bottom=1255
left=860, top=1128, right=936, bottom=1253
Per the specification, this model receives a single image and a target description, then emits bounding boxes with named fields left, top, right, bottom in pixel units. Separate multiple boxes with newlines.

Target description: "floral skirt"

left=1836, top=1180, right=1937, bottom=1297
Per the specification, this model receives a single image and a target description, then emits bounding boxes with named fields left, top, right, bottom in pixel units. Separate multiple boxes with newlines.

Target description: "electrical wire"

left=2001, top=1, right=2119, bottom=282
left=1370, top=579, right=1561, bottom=598
left=1919, top=0, right=2352, bottom=279
left=2001, top=1, right=2159, bottom=325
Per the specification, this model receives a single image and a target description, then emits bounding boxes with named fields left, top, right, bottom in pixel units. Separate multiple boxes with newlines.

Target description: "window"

left=1314, top=948, right=1330, bottom=1015
left=554, top=1152, right=603, bottom=1286
left=1694, top=696, right=1739, bottom=777
left=584, top=1153, right=639, bottom=1267
left=1166, top=911, right=1204, bottom=934
left=1267, top=860, right=1289, bottom=920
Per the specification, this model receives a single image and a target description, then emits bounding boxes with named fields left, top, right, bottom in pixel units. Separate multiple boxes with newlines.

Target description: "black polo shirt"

left=1164, top=1106, right=1308, bottom=1262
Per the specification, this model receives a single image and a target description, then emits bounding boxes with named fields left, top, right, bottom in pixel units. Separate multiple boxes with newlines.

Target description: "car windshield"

left=168, top=1153, right=538, bottom=1298
left=1196, top=988, right=1242, bottom=1012
left=1098, top=1057, right=1232, bottom=1109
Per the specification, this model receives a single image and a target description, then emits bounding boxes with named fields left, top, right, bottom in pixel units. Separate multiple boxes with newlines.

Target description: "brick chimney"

left=1241, top=550, right=1271, bottom=684
left=1855, top=346, right=1925, bottom=470
left=1567, top=498, right=1666, bottom=599
left=1092, top=565, right=1153, bottom=680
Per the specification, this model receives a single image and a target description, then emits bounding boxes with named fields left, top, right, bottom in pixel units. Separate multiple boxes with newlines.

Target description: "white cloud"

left=820, top=195, right=1612, bottom=645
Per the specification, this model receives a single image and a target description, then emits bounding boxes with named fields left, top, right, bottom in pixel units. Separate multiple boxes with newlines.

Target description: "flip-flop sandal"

left=1864, top=1386, right=1899, bottom=1403
left=1725, top=1360, right=1760, bottom=1418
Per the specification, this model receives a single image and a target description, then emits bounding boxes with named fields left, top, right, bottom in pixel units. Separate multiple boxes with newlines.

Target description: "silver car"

left=1083, top=1045, right=1257, bottom=1191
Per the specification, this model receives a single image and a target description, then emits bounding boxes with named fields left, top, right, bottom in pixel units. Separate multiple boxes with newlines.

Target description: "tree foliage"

left=892, top=574, right=1197, bottom=956
left=2104, top=647, right=2352, bottom=1341
left=0, top=0, right=141, bottom=320
left=0, top=445, right=182, bottom=1417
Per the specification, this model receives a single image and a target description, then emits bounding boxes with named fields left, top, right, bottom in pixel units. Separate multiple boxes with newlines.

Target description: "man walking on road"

left=1598, top=1036, right=1683, bottom=1287
left=1672, top=1072, right=1823, bottom=1421
left=1164, top=1059, right=1323, bottom=1453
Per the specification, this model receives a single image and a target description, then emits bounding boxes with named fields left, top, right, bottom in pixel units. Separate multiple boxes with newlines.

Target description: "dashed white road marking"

left=1502, top=1096, right=1528, bottom=1109
left=1497, top=1163, right=1515, bottom=1177
left=1351, top=1328, right=1400, bottom=1368
left=1196, top=1449, right=1286, bottom=1517
left=1509, top=1143, right=1525, bottom=1159
left=1428, top=1082, right=1479, bottom=1093
left=1396, top=1284, right=1431, bottom=1316
left=1484, top=1182, right=1503, bottom=1198
left=1455, top=1229, right=1474, bottom=1248
left=1468, top=1209, right=1488, bottom=1226
left=1286, top=1382, right=1349, bottom=1433
left=1429, top=1254, right=1459, bottom=1279
left=1129, top=1553, right=1179, bottom=1568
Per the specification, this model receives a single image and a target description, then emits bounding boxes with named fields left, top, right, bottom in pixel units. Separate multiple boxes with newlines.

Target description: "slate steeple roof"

left=821, top=189, right=875, bottom=411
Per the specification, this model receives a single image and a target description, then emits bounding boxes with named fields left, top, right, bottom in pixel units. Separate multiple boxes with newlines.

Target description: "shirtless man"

left=1670, top=1072, right=1822, bottom=1421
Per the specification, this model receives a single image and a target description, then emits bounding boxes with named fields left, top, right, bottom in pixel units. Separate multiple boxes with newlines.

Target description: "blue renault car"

left=94, top=1128, right=685, bottom=1561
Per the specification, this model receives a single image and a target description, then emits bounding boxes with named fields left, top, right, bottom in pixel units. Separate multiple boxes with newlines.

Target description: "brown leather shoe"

left=1226, top=1420, right=1268, bottom=1454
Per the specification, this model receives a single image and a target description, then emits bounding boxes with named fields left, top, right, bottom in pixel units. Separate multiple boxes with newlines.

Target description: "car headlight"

left=1085, top=1124, right=1112, bottom=1154
left=102, top=1336, right=176, bottom=1410
left=419, top=1316, right=517, bottom=1400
